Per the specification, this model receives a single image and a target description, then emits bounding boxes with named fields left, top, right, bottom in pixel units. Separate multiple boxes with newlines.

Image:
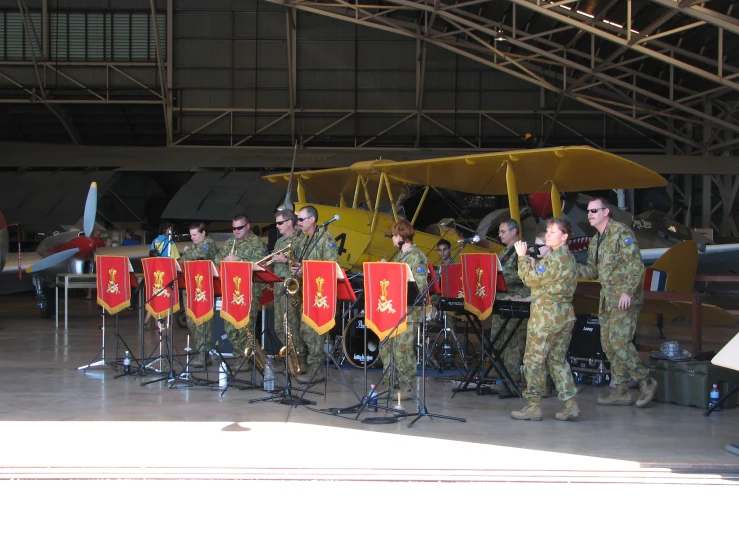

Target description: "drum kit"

left=326, top=276, right=471, bottom=373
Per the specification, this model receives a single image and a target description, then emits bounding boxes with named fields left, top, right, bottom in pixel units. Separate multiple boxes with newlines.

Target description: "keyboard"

left=493, top=300, right=531, bottom=318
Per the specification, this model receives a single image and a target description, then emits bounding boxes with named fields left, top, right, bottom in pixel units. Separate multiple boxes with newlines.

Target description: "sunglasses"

left=232, top=224, right=247, bottom=231
left=588, top=208, right=605, bottom=214
left=275, top=220, right=289, bottom=226
left=297, top=217, right=311, bottom=222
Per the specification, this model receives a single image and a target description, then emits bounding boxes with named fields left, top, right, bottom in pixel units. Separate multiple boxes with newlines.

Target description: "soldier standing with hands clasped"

left=510, top=218, right=580, bottom=422
left=578, top=197, right=657, bottom=407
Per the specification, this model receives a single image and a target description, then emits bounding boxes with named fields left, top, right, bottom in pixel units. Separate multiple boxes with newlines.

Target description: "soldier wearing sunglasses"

left=579, top=197, right=657, bottom=408
left=216, top=214, right=269, bottom=361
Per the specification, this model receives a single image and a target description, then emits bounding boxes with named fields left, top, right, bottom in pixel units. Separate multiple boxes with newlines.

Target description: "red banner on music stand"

left=363, top=262, right=408, bottom=341
left=439, top=263, right=464, bottom=298
left=219, top=261, right=253, bottom=329
left=96, top=255, right=133, bottom=315
left=461, top=253, right=497, bottom=320
left=302, top=260, right=337, bottom=335
left=427, top=264, right=441, bottom=295
left=142, top=257, right=180, bottom=320
left=183, top=260, right=216, bottom=325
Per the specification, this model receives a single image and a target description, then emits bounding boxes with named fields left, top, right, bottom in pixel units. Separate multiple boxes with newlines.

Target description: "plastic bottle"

left=368, top=383, right=378, bottom=412
left=709, top=384, right=720, bottom=412
left=264, top=363, right=275, bottom=392
left=123, top=351, right=131, bottom=374
left=219, top=362, right=228, bottom=388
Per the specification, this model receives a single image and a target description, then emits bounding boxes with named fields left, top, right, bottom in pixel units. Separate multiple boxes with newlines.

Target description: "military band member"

left=579, top=197, right=657, bottom=408
left=511, top=218, right=580, bottom=421
left=436, top=239, right=452, bottom=269
left=271, top=209, right=307, bottom=366
left=490, top=219, right=530, bottom=384
left=380, top=219, right=428, bottom=398
left=292, top=205, right=339, bottom=380
left=215, top=214, right=268, bottom=359
left=180, top=222, right=217, bottom=367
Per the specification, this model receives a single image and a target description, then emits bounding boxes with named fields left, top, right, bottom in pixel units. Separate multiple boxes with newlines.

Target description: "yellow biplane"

left=264, top=146, right=666, bottom=271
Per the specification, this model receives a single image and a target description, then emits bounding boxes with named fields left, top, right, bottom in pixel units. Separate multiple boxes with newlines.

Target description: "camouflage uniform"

left=518, top=245, right=578, bottom=402
left=380, top=244, right=428, bottom=389
left=489, top=245, right=530, bottom=381
left=272, top=232, right=307, bottom=358
left=578, top=220, right=648, bottom=385
left=180, top=237, right=218, bottom=359
left=216, top=234, right=269, bottom=357
left=296, top=230, right=339, bottom=371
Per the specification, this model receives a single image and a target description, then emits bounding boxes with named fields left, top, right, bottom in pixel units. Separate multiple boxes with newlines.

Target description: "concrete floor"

left=2, top=293, right=738, bottom=552
left=2, top=292, right=738, bottom=478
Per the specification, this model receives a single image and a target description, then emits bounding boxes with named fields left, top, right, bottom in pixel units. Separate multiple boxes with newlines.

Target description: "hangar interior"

left=1, top=0, right=739, bottom=523
left=0, top=0, right=737, bottom=236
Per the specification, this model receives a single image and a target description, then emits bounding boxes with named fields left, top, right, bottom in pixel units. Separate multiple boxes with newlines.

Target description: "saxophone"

left=243, top=324, right=274, bottom=374
left=280, top=311, right=304, bottom=375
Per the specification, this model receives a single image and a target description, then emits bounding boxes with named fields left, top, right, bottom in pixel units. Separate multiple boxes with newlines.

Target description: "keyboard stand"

left=452, top=306, right=524, bottom=399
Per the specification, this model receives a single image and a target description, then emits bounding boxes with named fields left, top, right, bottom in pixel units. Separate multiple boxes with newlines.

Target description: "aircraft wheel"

left=176, top=311, right=188, bottom=329
left=37, top=290, right=55, bottom=319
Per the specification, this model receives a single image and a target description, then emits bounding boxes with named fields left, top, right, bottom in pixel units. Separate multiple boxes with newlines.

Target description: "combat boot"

left=555, top=399, right=581, bottom=421
left=635, top=377, right=658, bottom=408
left=596, top=382, right=634, bottom=406
left=511, top=401, right=542, bottom=421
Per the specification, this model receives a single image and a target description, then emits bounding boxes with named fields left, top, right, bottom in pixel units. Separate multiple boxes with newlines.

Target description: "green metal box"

left=647, top=359, right=739, bottom=409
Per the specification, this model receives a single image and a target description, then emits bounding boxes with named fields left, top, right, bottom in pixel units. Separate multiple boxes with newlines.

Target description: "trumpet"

left=254, top=243, right=292, bottom=267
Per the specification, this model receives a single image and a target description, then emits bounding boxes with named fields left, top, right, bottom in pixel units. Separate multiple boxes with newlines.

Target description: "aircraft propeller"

left=24, top=181, right=98, bottom=274
left=83, top=181, right=98, bottom=237
left=25, top=248, right=81, bottom=273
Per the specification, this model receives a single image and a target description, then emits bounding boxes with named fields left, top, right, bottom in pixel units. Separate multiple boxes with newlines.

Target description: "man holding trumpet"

left=216, top=213, right=268, bottom=359
left=271, top=209, right=308, bottom=368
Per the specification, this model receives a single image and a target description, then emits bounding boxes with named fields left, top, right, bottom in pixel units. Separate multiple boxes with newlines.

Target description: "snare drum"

left=342, top=316, right=383, bottom=369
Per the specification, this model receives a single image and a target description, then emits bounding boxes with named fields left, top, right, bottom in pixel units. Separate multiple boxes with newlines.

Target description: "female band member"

left=511, top=218, right=580, bottom=422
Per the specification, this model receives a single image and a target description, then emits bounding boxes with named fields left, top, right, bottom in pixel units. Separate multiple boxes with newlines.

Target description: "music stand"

left=298, top=264, right=361, bottom=402
left=78, top=256, right=140, bottom=374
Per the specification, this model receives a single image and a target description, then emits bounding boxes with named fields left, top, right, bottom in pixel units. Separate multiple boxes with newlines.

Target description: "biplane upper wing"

left=376, top=146, right=667, bottom=194
left=263, top=161, right=407, bottom=205
left=263, top=147, right=666, bottom=200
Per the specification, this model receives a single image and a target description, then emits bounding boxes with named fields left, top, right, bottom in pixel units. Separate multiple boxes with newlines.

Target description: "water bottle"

left=219, top=362, right=228, bottom=388
left=264, top=363, right=275, bottom=392
left=123, top=351, right=131, bottom=374
left=709, top=384, right=720, bottom=412
left=368, top=383, right=378, bottom=412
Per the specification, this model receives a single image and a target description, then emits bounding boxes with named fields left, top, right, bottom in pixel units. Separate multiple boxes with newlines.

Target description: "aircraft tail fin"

left=646, top=240, right=698, bottom=293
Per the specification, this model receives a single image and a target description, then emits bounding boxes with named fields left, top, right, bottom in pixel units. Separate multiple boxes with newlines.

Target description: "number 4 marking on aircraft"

left=334, top=233, right=348, bottom=256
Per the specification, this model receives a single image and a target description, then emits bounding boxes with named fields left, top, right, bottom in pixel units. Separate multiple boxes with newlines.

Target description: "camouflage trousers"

left=273, top=283, right=307, bottom=357
left=489, top=313, right=527, bottom=382
left=300, top=321, right=328, bottom=369
left=380, top=323, right=418, bottom=389
left=224, top=292, right=260, bottom=358
left=522, top=317, right=577, bottom=402
left=186, top=315, right=213, bottom=361
left=599, top=304, right=648, bottom=385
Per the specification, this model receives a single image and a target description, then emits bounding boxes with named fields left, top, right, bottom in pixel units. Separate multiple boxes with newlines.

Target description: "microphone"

left=457, top=235, right=481, bottom=244
left=320, top=215, right=340, bottom=228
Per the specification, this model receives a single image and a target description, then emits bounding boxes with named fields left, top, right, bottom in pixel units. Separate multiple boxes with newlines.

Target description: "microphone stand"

left=140, top=272, right=185, bottom=386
